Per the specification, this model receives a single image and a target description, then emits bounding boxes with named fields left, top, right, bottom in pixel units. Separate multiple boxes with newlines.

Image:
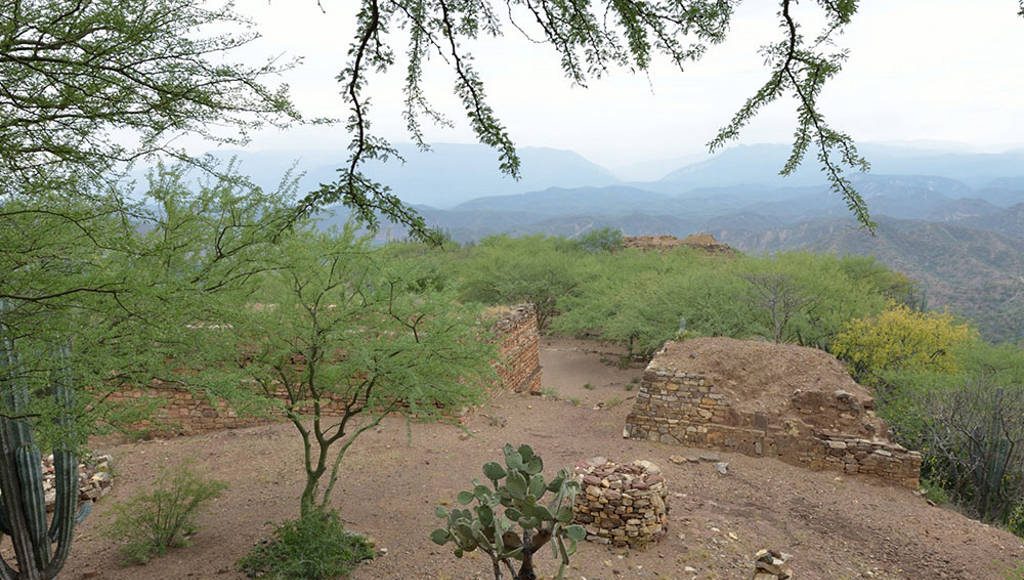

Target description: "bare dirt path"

left=62, top=338, right=1024, bottom=579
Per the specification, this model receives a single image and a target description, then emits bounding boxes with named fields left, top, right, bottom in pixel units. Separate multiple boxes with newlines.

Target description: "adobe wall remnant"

left=491, top=304, right=543, bottom=394
left=107, top=304, right=542, bottom=436
left=572, top=457, right=669, bottom=549
left=624, top=338, right=921, bottom=488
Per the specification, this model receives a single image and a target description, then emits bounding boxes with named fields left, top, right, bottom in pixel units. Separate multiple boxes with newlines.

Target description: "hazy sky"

left=222, top=1, right=1024, bottom=175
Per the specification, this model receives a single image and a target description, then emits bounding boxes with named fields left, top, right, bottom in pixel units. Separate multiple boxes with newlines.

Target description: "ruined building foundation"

left=624, top=338, right=921, bottom=488
left=107, top=304, right=542, bottom=436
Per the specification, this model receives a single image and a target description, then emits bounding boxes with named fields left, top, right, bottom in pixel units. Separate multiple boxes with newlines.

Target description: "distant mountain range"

left=191, top=141, right=1024, bottom=208
left=198, top=140, right=1024, bottom=341
left=199, top=143, right=617, bottom=208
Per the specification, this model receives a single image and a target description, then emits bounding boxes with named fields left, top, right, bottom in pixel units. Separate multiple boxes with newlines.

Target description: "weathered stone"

left=573, top=458, right=668, bottom=550
left=622, top=339, right=922, bottom=488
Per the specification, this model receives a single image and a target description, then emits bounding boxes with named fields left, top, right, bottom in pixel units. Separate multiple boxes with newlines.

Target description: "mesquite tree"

left=324, top=0, right=1017, bottom=234
left=214, top=226, right=496, bottom=517
left=0, top=0, right=298, bottom=193
left=0, top=166, right=294, bottom=576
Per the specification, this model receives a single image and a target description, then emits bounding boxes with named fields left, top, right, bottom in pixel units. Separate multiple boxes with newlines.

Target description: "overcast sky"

left=222, top=1, right=1024, bottom=175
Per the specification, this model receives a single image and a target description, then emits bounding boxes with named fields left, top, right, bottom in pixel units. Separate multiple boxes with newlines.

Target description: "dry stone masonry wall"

left=572, top=457, right=669, bottom=549
left=624, top=338, right=921, bottom=488
left=106, top=305, right=542, bottom=436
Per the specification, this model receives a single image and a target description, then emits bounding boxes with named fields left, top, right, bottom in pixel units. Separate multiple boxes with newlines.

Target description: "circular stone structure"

left=572, top=457, right=669, bottom=549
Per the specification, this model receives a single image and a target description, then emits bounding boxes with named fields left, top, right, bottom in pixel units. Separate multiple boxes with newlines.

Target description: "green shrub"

left=920, top=477, right=950, bottom=505
left=238, top=509, right=374, bottom=579
left=107, top=463, right=227, bottom=564
left=1008, top=503, right=1024, bottom=538
left=575, top=227, right=623, bottom=253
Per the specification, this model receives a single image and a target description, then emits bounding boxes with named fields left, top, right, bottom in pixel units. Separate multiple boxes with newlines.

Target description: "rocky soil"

left=61, top=337, right=1024, bottom=579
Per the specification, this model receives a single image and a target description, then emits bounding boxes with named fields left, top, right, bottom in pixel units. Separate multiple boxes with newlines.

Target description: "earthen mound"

left=656, top=337, right=874, bottom=420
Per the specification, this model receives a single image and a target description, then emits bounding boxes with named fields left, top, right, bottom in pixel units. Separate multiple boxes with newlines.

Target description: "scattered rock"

left=753, top=548, right=793, bottom=579
left=37, top=453, right=114, bottom=511
left=714, top=462, right=729, bottom=475
left=484, top=414, right=508, bottom=428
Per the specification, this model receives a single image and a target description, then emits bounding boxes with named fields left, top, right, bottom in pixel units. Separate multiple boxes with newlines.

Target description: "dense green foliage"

left=237, top=509, right=374, bottom=580
left=107, top=464, right=227, bottom=564
left=432, top=444, right=584, bottom=580
left=445, top=235, right=915, bottom=358
left=574, top=228, right=624, bottom=254
left=0, top=0, right=297, bottom=198
left=835, top=311, right=1024, bottom=535
left=458, top=236, right=585, bottom=332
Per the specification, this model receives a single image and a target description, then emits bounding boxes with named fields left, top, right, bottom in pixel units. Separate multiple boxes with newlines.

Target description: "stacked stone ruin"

left=624, top=338, right=922, bottom=488
left=41, top=453, right=114, bottom=511
left=572, top=457, right=669, bottom=549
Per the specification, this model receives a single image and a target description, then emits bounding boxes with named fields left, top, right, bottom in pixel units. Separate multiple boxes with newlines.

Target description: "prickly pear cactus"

left=431, top=443, right=585, bottom=580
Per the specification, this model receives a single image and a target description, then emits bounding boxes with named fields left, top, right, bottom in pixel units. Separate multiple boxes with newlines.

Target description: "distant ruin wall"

left=492, top=304, right=542, bottom=395
left=622, top=234, right=736, bottom=255
left=624, top=356, right=921, bottom=488
left=109, top=305, right=542, bottom=436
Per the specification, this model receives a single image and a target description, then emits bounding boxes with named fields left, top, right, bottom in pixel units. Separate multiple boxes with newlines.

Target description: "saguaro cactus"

left=0, top=324, right=88, bottom=579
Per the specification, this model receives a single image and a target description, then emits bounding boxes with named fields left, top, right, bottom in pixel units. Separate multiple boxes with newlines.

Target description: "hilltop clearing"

left=63, top=339, right=1023, bottom=580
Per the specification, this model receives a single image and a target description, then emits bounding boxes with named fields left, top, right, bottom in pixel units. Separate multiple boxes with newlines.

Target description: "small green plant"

left=540, top=387, right=560, bottom=399
left=582, top=383, right=594, bottom=390
left=568, top=397, right=581, bottom=407
left=604, top=396, right=624, bottom=408
left=920, top=477, right=950, bottom=505
left=1008, top=503, right=1024, bottom=538
left=238, top=509, right=374, bottom=579
left=107, top=463, right=227, bottom=564
left=432, top=444, right=585, bottom=580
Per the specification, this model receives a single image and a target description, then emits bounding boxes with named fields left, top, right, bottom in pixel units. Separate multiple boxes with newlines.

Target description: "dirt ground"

left=61, top=337, right=1024, bottom=579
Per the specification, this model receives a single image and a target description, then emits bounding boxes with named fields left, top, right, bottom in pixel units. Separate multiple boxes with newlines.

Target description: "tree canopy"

left=0, top=0, right=299, bottom=193
left=326, top=0, right=1024, bottom=234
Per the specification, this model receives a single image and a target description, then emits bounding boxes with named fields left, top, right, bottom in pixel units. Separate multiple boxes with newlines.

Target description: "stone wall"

left=624, top=339, right=921, bottom=488
left=622, top=233, right=736, bottom=255
left=108, top=305, right=543, bottom=436
left=573, top=458, right=669, bottom=549
left=492, top=304, right=542, bottom=394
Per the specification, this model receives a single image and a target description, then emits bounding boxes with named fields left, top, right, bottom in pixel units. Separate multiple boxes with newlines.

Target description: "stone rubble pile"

left=41, top=453, right=114, bottom=510
left=572, top=457, right=669, bottom=549
left=752, top=549, right=793, bottom=579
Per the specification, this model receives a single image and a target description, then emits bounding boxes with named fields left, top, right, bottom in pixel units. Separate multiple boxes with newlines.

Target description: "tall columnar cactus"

left=431, top=444, right=585, bottom=580
left=0, top=317, right=88, bottom=579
